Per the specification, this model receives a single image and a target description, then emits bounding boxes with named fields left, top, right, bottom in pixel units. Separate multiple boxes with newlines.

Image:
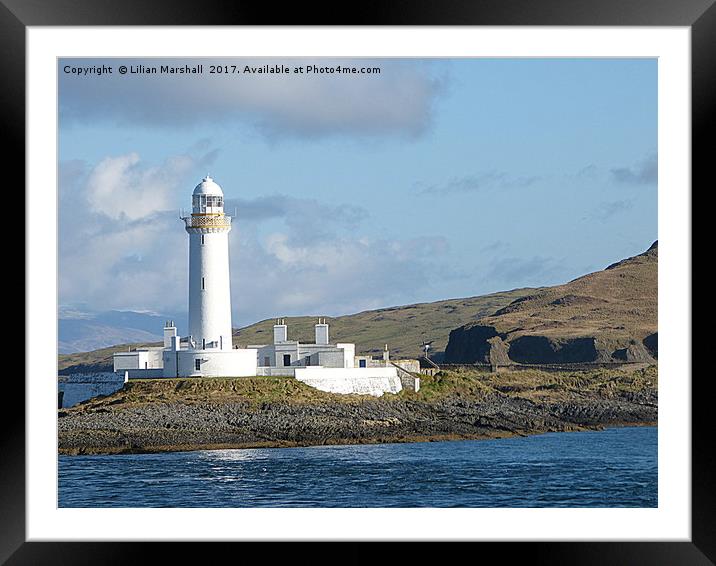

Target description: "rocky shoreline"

left=58, top=370, right=658, bottom=455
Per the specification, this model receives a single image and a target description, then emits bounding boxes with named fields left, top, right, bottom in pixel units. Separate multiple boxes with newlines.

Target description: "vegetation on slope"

left=445, top=242, right=658, bottom=364
left=58, top=365, right=658, bottom=455
left=232, top=289, right=539, bottom=358
left=66, top=365, right=658, bottom=412
left=58, top=287, right=537, bottom=372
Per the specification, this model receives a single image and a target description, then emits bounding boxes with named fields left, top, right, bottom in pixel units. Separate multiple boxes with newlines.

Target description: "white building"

left=100, top=175, right=415, bottom=400
left=252, top=319, right=355, bottom=373
left=113, top=175, right=257, bottom=379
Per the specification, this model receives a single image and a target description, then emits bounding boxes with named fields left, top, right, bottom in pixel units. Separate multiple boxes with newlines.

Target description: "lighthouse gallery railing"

left=183, top=214, right=232, bottom=229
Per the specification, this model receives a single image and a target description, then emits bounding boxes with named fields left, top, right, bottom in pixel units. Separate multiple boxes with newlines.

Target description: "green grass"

left=73, top=375, right=375, bottom=410
left=67, top=365, right=657, bottom=414
left=231, top=288, right=539, bottom=358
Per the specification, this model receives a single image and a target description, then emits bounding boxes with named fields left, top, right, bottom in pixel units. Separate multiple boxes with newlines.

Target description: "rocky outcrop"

left=643, top=333, right=658, bottom=359
left=508, top=336, right=599, bottom=364
left=612, top=339, right=655, bottom=362
left=58, top=389, right=657, bottom=455
left=486, top=336, right=511, bottom=366
left=444, top=242, right=658, bottom=365
left=444, top=325, right=502, bottom=363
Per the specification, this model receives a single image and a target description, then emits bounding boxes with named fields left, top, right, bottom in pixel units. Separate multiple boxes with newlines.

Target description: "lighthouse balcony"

left=183, top=214, right=232, bottom=230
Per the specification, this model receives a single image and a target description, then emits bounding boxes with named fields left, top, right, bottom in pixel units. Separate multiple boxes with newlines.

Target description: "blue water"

left=58, top=426, right=657, bottom=508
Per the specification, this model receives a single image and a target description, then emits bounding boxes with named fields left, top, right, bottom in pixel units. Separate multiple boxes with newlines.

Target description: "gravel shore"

left=58, top=384, right=657, bottom=455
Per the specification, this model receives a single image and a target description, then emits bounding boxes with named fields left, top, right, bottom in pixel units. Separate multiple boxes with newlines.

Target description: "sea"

left=58, top=426, right=657, bottom=508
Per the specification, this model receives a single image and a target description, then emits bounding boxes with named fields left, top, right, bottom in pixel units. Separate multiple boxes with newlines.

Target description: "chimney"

left=274, top=318, right=288, bottom=344
left=315, top=318, right=329, bottom=345
left=163, top=322, right=177, bottom=348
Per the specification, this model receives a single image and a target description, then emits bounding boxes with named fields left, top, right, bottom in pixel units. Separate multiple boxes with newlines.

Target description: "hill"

left=231, top=288, right=538, bottom=359
left=444, top=242, right=658, bottom=365
left=58, top=288, right=537, bottom=373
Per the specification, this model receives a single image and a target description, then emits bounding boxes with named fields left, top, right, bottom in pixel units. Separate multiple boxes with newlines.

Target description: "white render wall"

left=294, top=367, right=402, bottom=397
left=188, top=229, right=233, bottom=351
left=113, top=349, right=163, bottom=371
left=336, top=343, right=355, bottom=368
left=176, top=348, right=258, bottom=377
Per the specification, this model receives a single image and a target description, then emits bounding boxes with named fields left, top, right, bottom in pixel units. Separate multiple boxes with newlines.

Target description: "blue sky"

left=58, top=57, right=657, bottom=328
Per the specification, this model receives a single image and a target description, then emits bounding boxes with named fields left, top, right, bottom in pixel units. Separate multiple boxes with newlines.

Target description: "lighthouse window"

left=201, top=235, right=205, bottom=245
left=205, top=195, right=222, bottom=208
left=195, top=359, right=201, bottom=371
left=202, top=277, right=205, bottom=290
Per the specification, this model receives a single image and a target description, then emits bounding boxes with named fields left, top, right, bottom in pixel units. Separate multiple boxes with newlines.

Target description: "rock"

left=643, top=332, right=658, bottom=359
left=57, top=387, right=658, bottom=454
left=443, top=242, right=657, bottom=365
left=508, top=336, right=599, bottom=364
left=444, top=325, right=502, bottom=363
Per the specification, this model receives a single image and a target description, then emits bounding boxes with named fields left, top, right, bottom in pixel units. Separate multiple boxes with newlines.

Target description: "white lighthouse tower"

left=185, top=175, right=233, bottom=352
left=114, top=175, right=257, bottom=379
left=107, top=173, right=407, bottom=395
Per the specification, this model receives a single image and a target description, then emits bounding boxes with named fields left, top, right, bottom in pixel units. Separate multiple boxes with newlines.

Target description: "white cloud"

left=59, top=152, right=451, bottom=325
left=86, top=153, right=169, bottom=220
left=59, top=58, right=447, bottom=140
left=231, top=229, right=449, bottom=324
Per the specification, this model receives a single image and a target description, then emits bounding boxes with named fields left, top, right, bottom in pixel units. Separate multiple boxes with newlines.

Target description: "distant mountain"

left=58, top=309, right=186, bottom=354
left=444, top=242, right=658, bottom=365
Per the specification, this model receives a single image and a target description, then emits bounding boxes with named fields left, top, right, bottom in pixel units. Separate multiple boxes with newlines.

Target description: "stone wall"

left=58, top=372, right=125, bottom=408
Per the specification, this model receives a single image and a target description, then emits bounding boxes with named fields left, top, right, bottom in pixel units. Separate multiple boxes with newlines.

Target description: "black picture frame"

left=8, top=0, right=708, bottom=563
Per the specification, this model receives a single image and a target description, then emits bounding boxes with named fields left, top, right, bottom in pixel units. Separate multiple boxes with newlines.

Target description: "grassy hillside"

left=445, top=242, right=658, bottom=364
left=232, top=288, right=538, bottom=358
left=59, top=342, right=161, bottom=374
left=58, top=288, right=537, bottom=372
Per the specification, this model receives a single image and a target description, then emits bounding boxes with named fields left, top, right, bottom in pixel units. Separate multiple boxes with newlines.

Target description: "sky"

left=58, top=57, right=658, bottom=328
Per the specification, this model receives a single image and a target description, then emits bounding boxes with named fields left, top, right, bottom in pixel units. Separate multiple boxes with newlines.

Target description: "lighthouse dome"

left=192, top=175, right=225, bottom=214
left=193, top=175, right=224, bottom=196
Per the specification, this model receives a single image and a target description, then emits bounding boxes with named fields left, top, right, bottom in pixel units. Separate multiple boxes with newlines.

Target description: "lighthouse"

left=108, top=173, right=408, bottom=395
left=184, top=175, right=233, bottom=352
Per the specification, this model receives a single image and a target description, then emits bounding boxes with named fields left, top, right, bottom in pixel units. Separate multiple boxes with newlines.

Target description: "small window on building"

left=202, top=277, right=205, bottom=290
left=195, top=359, right=201, bottom=371
left=201, top=234, right=205, bottom=245
left=263, top=356, right=270, bottom=367
left=283, top=354, right=291, bottom=367
left=359, top=359, right=367, bottom=368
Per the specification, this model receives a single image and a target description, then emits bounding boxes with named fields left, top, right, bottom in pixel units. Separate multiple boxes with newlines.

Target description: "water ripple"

left=59, top=427, right=657, bottom=508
